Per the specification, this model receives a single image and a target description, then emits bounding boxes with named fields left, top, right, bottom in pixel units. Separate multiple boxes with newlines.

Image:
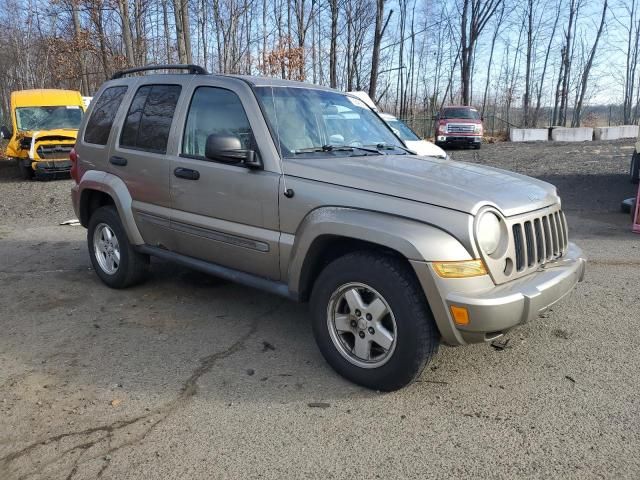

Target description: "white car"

left=378, top=113, right=446, bottom=159
left=347, top=91, right=446, bottom=158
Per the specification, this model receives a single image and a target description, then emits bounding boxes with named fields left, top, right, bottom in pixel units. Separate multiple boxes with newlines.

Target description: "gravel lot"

left=0, top=139, right=638, bottom=479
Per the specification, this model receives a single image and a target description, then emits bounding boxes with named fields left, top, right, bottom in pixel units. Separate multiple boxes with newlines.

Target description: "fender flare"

left=77, top=171, right=144, bottom=245
left=287, top=206, right=472, bottom=298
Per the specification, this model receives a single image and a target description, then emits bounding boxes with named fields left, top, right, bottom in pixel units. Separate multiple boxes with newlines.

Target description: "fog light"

left=450, top=305, right=470, bottom=326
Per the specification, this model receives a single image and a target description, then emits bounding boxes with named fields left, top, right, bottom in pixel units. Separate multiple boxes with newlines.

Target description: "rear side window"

left=84, top=86, right=127, bottom=145
left=120, top=84, right=181, bottom=154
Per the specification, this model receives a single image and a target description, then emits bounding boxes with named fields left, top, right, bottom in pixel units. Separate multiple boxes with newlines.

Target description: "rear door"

left=169, top=80, right=281, bottom=280
left=109, top=80, right=186, bottom=249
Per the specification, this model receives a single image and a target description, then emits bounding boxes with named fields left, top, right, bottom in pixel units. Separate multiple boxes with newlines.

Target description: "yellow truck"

left=0, top=89, right=84, bottom=179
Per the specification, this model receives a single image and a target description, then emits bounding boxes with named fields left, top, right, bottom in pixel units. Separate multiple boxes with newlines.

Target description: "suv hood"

left=284, top=154, right=559, bottom=217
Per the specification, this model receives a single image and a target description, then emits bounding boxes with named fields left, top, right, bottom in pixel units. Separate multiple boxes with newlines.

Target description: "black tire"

left=17, top=159, right=34, bottom=180
left=310, top=251, right=440, bottom=391
left=473, top=143, right=481, bottom=150
left=87, top=206, right=149, bottom=288
left=631, top=151, right=640, bottom=184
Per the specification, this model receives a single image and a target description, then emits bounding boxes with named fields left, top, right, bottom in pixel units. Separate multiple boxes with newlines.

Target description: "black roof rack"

left=111, top=64, right=209, bottom=80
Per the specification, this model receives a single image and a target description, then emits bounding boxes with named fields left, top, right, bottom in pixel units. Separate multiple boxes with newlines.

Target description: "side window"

left=83, top=86, right=127, bottom=145
left=182, top=87, right=253, bottom=158
left=120, top=84, right=181, bottom=154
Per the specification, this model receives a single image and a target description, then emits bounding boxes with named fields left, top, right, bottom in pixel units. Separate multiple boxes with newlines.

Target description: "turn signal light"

left=450, top=306, right=470, bottom=326
left=433, top=259, right=488, bottom=278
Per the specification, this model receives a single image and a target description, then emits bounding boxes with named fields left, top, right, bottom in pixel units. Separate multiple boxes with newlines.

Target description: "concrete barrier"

left=620, top=125, right=639, bottom=139
left=509, top=128, right=548, bottom=142
left=593, top=125, right=638, bottom=140
left=551, top=127, right=593, bottom=142
left=594, top=127, right=622, bottom=140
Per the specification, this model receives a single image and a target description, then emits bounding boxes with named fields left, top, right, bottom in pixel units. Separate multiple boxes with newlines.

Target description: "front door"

left=169, top=84, right=281, bottom=280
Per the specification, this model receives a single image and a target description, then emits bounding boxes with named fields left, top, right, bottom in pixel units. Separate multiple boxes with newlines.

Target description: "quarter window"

left=84, top=86, right=127, bottom=145
left=120, top=84, right=181, bottom=153
left=182, top=87, right=253, bottom=158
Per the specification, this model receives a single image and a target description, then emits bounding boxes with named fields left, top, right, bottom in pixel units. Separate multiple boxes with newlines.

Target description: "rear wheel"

left=87, top=206, right=148, bottom=288
left=631, top=151, right=639, bottom=184
left=310, top=251, right=439, bottom=391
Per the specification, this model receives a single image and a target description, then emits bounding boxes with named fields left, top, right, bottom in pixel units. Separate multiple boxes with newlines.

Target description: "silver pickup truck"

left=71, top=65, right=586, bottom=391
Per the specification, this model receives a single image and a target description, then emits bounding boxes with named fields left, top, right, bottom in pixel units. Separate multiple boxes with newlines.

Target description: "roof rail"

left=111, top=64, right=209, bottom=80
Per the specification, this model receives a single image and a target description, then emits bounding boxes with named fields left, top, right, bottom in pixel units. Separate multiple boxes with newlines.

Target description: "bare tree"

left=459, top=0, right=503, bottom=105
left=328, top=0, right=338, bottom=87
left=571, top=0, right=607, bottom=126
left=368, top=0, right=392, bottom=101
left=481, top=2, right=505, bottom=117
left=621, top=0, right=640, bottom=124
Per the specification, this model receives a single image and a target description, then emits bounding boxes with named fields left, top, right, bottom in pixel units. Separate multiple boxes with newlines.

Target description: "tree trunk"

left=571, top=0, right=607, bottom=127
left=329, top=0, right=338, bottom=88
left=369, top=0, right=392, bottom=101
left=522, top=0, right=534, bottom=126
left=118, top=0, right=136, bottom=66
left=533, top=0, right=561, bottom=126
left=71, top=2, right=88, bottom=94
left=173, top=0, right=186, bottom=63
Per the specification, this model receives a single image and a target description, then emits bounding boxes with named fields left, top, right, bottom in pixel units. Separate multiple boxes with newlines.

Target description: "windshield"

left=385, top=119, right=420, bottom=141
left=255, top=87, right=405, bottom=158
left=15, top=106, right=82, bottom=131
left=440, top=108, right=480, bottom=120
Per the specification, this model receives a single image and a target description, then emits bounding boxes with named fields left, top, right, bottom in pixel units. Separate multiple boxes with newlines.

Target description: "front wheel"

left=87, top=206, right=149, bottom=288
left=310, top=252, right=440, bottom=391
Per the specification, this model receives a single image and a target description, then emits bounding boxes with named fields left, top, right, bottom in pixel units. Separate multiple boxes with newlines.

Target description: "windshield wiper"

left=293, top=144, right=380, bottom=155
left=369, top=143, right=414, bottom=155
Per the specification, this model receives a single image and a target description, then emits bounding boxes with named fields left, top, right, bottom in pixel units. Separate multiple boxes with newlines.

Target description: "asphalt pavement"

left=0, top=140, right=639, bottom=479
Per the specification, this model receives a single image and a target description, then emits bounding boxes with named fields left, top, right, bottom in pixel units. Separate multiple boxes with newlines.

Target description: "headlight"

left=474, top=124, right=482, bottom=134
left=477, top=212, right=502, bottom=255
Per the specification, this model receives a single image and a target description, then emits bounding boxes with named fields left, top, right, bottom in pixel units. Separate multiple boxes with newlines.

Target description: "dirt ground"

left=0, top=139, right=639, bottom=479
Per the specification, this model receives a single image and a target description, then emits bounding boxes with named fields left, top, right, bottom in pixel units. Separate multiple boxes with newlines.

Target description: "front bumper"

left=19, top=157, right=72, bottom=174
left=33, top=159, right=72, bottom=173
left=437, top=135, right=481, bottom=145
left=412, top=243, right=586, bottom=345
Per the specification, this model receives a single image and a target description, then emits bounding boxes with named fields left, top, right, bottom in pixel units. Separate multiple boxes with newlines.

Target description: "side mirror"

left=0, top=125, right=11, bottom=139
left=204, top=134, right=262, bottom=169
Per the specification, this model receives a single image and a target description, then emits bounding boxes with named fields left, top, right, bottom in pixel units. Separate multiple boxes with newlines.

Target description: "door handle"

left=174, top=167, right=200, bottom=180
left=109, top=156, right=128, bottom=166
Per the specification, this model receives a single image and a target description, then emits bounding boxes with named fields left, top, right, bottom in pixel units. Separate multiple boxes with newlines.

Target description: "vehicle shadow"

left=3, top=238, right=459, bottom=407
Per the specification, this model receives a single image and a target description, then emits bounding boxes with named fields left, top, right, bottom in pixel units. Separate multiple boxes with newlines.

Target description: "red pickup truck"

left=435, top=106, right=483, bottom=149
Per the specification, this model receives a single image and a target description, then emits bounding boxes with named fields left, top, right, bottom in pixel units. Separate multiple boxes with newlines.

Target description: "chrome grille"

left=480, top=205, right=569, bottom=284
left=447, top=123, right=475, bottom=134
left=37, top=144, right=73, bottom=160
